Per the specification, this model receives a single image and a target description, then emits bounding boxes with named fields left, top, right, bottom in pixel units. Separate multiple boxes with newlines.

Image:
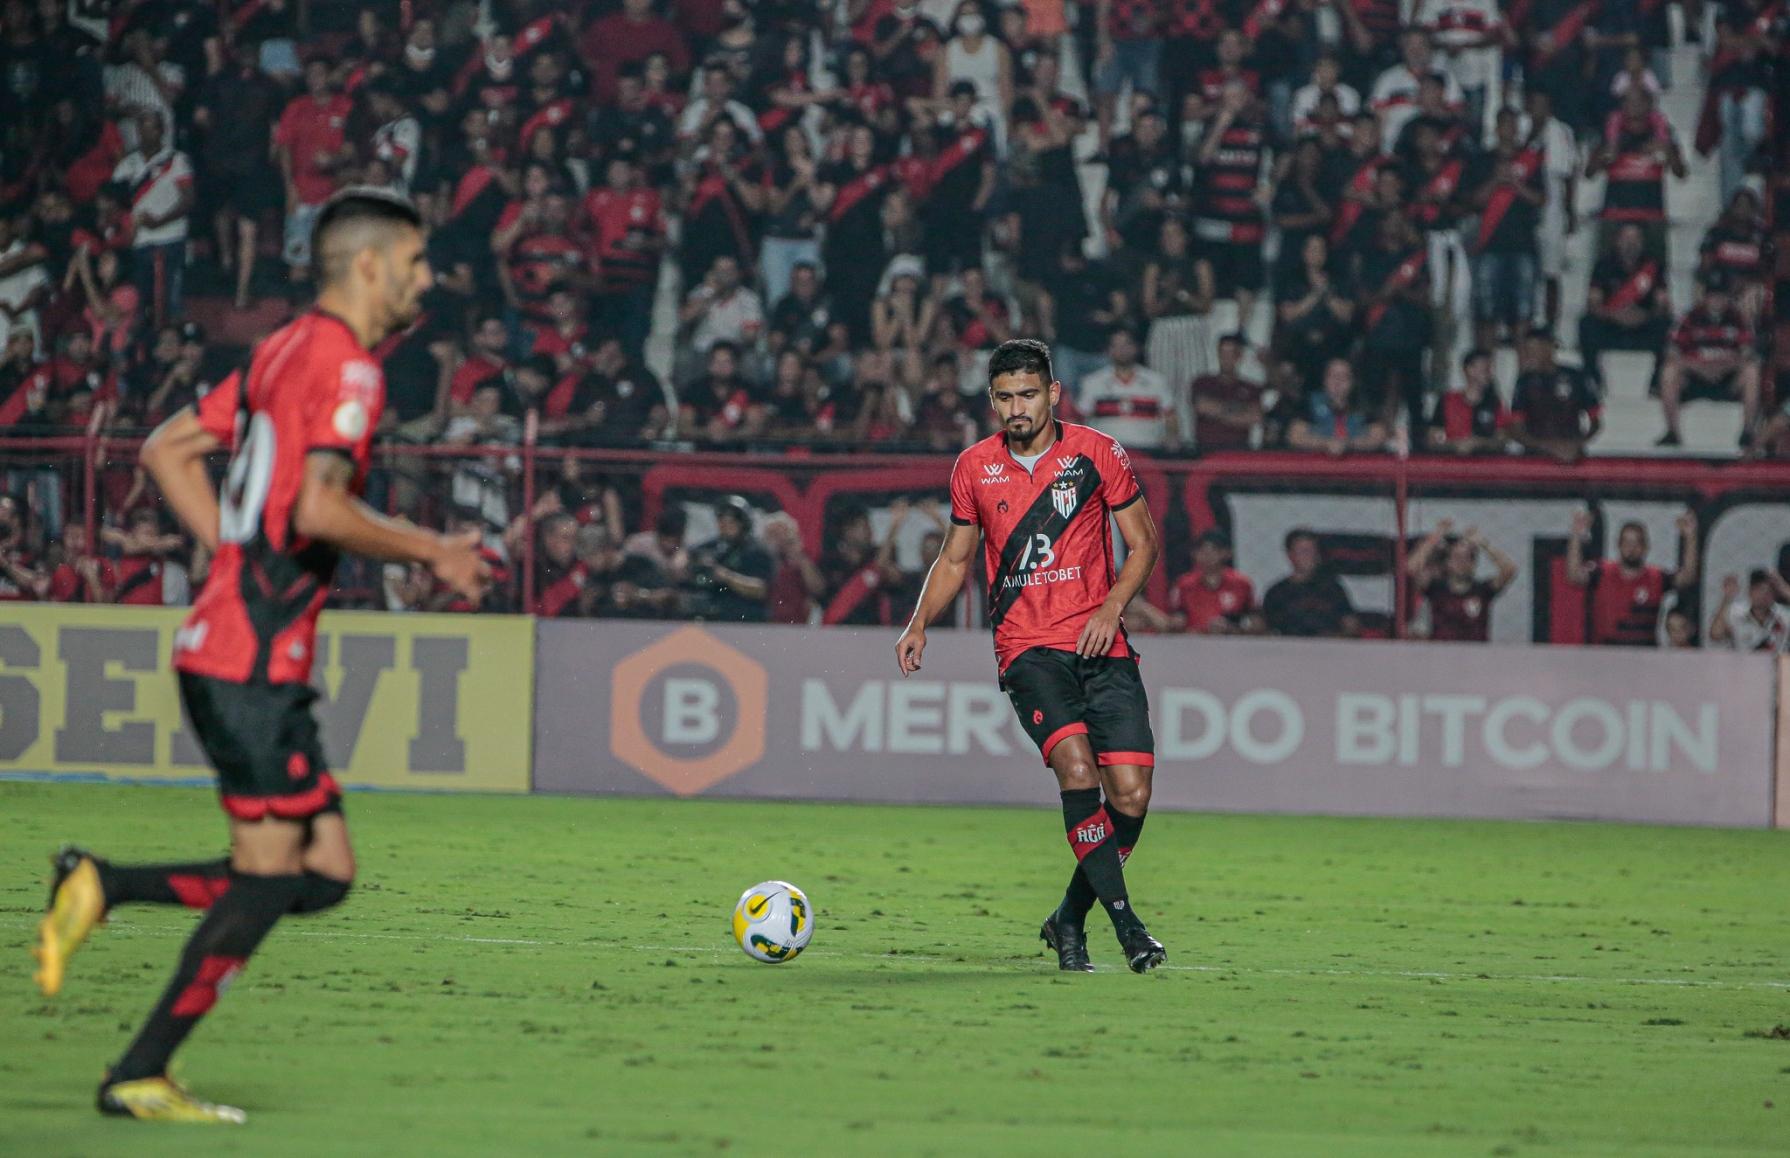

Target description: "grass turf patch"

left=2, top=782, right=1786, bottom=1155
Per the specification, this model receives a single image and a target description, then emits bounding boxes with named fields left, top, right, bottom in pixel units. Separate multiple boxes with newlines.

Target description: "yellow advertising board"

left=0, top=605, right=533, bottom=793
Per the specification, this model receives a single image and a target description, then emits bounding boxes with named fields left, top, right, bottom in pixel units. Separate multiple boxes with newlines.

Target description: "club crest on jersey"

left=1050, top=477, right=1079, bottom=519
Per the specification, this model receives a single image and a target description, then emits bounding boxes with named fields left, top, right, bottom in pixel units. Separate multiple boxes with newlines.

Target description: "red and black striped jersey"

left=1672, top=304, right=1755, bottom=362
left=175, top=311, right=384, bottom=686
left=1196, top=116, right=1270, bottom=243
left=1599, top=113, right=1674, bottom=222
left=949, top=422, right=1144, bottom=671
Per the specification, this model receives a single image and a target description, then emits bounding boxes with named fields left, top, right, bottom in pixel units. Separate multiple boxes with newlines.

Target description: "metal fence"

left=5, top=429, right=1788, bottom=644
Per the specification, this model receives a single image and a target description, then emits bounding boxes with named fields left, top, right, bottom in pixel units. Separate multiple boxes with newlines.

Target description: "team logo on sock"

left=1033, top=709, right=1044, bottom=725
left=286, top=752, right=309, bottom=781
left=1074, top=820, right=1108, bottom=846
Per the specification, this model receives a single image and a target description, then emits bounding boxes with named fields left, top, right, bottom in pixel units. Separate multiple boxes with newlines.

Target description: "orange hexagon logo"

left=610, top=626, right=768, bottom=796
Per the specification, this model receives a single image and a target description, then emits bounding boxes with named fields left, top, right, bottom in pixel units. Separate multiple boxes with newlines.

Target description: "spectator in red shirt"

left=582, top=0, right=691, bottom=106
left=1566, top=509, right=1698, bottom=647
left=274, top=58, right=354, bottom=282
left=1168, top=531, right=1259, bottom=634
left=1406, top=519, right=1517, bottom=642
left=45, top=522, right=115, bottom=603
left=1656, top=271, right=1760, bottom=449
left=760, top=511, right=824, bottom=624
left=581, top=154, right=666, bottom=361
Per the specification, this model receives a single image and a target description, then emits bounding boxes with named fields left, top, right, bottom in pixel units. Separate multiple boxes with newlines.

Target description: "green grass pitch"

left=2, top=781, right=1787, bottom=1156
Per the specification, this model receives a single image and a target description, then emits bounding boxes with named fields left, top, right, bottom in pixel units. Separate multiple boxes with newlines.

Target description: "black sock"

left=98, top=859, right=232, bottom=910
left=110, top=871, right=305, bottom=1083
left=1060, top=789, right=1142, bottom=934
left=1059, top=802, right=1148, bottom=925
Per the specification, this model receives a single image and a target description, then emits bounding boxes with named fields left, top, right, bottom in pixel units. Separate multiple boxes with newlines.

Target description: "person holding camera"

left=682, top=495, right=774, bottom=622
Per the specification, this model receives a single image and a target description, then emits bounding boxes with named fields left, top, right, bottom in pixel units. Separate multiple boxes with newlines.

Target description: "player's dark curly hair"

left=986, top=339, right=1053, bottom=389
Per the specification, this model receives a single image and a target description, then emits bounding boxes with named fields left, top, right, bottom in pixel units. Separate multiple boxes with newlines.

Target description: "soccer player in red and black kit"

left=895, top=339, right=1165, bottom=973
left=1566, top=509, right=1698, bottom=647
left=31, top=189, right=490, bottom=1123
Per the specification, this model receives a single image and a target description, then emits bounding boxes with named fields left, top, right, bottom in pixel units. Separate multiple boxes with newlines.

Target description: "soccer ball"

left=731, top=881, right=813, bottom=963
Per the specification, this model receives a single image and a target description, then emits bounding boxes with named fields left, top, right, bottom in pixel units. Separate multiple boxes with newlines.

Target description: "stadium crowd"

left=0, top=0, right=1781, bottom=644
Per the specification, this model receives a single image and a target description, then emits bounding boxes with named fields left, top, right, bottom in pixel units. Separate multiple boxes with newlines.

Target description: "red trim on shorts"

left=219, top=772, right=342, bottom=822
left=1040, top=722, right=1089, bottom=763
left=1096, top=750, right=1155, bottom=768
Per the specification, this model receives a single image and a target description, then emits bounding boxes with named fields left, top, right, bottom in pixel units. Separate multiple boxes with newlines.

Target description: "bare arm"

left=140, top=408, right=225, bottom=552
left=895, top=521, right=979, bottom=673
left=1077, top=499, right=1159, bottom=657
left=1672, top=511, right=1698, bottom=589
left=1479, top=532, right=1519, bottom=592
left=1407, top=520, right=1450, bottom=578
left=293, top=452, right=490, bottom=598
left=1565, top=511, right=1594, bottom=586
left=1708, top=581, right=1734, bottom=644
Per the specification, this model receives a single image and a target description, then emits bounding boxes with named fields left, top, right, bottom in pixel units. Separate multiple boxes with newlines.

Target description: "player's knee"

left=289, top=871, right=352, bottom=915
left=1056, top=757, right=1100, bottom=791
left=1109, top=780, right=1152, bottom=815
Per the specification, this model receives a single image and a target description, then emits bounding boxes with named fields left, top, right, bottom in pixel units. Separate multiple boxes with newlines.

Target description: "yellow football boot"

left=33, top=847, right=106, bottom=998
left=98, top=1076, right=247, bottom=1125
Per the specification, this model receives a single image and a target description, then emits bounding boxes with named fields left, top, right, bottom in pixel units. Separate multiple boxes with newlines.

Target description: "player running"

left=31, top=189, right=490, bottom=1123
left=895, top=339, right=1165, bottom=973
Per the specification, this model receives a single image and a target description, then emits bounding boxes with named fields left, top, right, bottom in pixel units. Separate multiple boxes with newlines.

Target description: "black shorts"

left=999, top=647, right=1156, bottom=768
left=1681, top=366, right=1741, bottom=402
left=178, top=672, right=342, bottom=822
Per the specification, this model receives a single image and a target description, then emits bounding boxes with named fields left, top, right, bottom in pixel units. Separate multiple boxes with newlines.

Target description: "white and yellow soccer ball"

left=731, top=881, right=814, bottom=963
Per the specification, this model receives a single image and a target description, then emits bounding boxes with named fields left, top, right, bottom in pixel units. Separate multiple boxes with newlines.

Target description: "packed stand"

left=0, top=0, right=1780, bottom=634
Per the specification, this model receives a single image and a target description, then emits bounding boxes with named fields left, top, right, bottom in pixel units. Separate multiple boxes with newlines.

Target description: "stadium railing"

left=6, top=428, right=1789, bottom=645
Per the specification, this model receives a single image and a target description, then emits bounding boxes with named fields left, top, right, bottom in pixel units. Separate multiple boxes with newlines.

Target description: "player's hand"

left=1676, top=510, right=1697, bottom=537
left=895, top=627, right=926, bottom=676
left=1435, top=517, right=1455, bottom=536
left=1722, top=574, right=1741, bottom=602
left=1570, top=510, right=1593, bottom=539
left=431, top=530, right=492, bottom=602
left=1077, top=602, right=1123, bottom=658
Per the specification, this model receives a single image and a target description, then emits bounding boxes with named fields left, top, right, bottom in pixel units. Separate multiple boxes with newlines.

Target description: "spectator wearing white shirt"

left=1079, top=328, right=1178, bottom=449
left=680, top=255, right=765, bottom=358
left=678, top=62, right=763, bottom=148
left=0, top=216, right=51, bottom=357
left=1289, top=54, right=1361, bottom=138
left=367, top=86, right=422, bottom=194
left=1708, top=570, right=1790, bottom=652
left=1518, top=88, right=1579, bottom=331
left=1414, top=0, right=1505, bottom=134
left=102, top=29, right=183, bottom=150
left=111, top=112, right=194, bottom=332
left=1370, top=30, right=1463, bottom=151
